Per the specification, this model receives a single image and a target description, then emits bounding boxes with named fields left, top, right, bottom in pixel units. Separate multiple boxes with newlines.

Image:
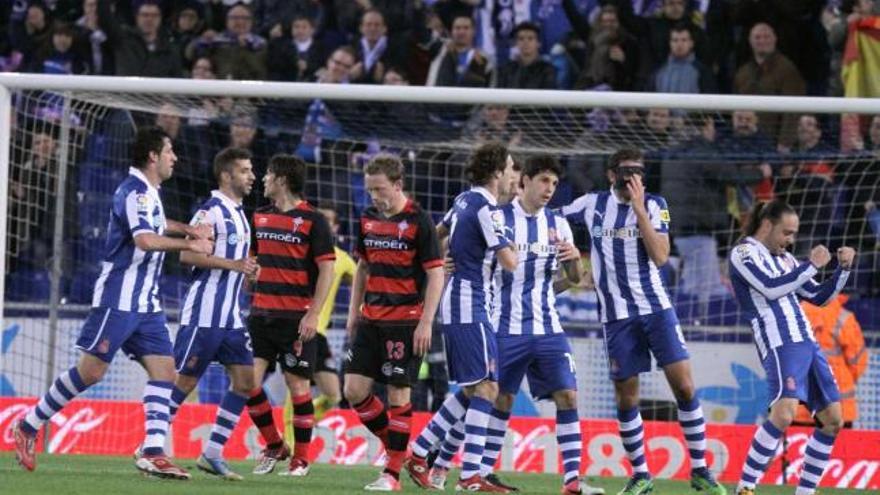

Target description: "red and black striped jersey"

left=355, top=199, right=442, bottom=323
left=251, top=201, right=335, bottom=317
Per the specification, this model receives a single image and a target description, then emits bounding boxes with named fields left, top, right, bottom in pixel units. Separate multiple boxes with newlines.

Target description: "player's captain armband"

left=659, top=209, right=670, bottom=223
left=735, top=244, right=753, bottom=264
left=136, top=194, right=151, bottom=212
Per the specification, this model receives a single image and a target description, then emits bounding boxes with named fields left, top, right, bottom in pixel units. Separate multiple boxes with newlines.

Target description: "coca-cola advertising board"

left=1, top=397, right=877, bottom=489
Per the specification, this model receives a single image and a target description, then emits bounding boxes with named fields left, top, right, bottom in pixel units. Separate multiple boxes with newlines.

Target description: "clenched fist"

left=837, top=246, right=856, bottom=270
left=809, top=244, right=831, bottom=269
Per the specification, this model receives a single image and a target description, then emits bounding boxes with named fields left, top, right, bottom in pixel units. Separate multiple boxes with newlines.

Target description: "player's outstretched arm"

left=180, top=250, right=258, bottom=275
left=165, top=219, right=214, bottom=240
left=797, top=246, right=855, bottom=306
left=134, top=232, right=213, bottom=254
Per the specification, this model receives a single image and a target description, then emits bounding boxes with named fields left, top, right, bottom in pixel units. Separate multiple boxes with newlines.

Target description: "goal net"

left=0, top=75, right=877, bottom=467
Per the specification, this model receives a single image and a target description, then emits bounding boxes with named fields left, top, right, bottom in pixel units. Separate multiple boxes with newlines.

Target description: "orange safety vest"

left=796, top=295, right=870, bottom=424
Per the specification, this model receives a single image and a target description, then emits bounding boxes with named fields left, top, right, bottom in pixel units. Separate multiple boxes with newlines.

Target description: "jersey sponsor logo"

left=256, top=231, right=303, bottom=244
left=193, top=210, right=208, bottom=225
left=515, top=242, right=558, bottom=255
left=591, top=226, right=642, bottom=239
left=363, top=238, right=409, bottom=250
left=136, top=194, right=150, bottom=212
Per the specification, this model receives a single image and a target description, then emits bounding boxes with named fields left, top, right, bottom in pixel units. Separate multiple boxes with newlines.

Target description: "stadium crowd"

left=2, top=0, right=879, bottom=309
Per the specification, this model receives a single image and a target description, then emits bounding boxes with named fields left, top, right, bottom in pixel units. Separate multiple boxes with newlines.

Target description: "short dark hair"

left=131, top=126, right=169, bottom=169
left=606, top=147, right=644, bottom=171
left=316, top=201, right=339, bottom=225
left=512, top=21, right=540, bottom=39
left=213, top=147, right=252, bottom=182
left=466, top=142, right=508, bottom=186
left=291, top=14, right=314, bottom=27
left=522, top=154, right=562, bottom=181
left=669, top=22, right=693, bottom=37
left=364, top=153, right=405, bottom=182
left=267, top=153, right=306, bottom=196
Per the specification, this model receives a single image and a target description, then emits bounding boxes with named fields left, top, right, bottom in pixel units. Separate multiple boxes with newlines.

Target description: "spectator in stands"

left=295, top=46, right=356, bottom=163
left=8, top=124, right=60, bottom=272
left=732, top=0, right=829, bottom=96
left=826, top=1, right=878, bottom=97
left=253, top=0, right=303, bottom=39
left=27, top=21, right=89, bottom=74
left=97, top=0, right=182, bottom=78
left=426, top=15, right=492, bottom=88
left=350, top=9, right=406, bottom=85
left=169, top=1, right=205, bottom=65
left=661, top=116, right=771, bottom=304
left=190, top=3, right=267, bottom=80
left=333, top=0, right=421, bottom=37
left=8, top=1, right=52, bottom=71
left=795, top=294, right=869, bottom=428
left=267, top=15, right=326, bottom=82
left=733, top=22, right=805, bottom=151
left=648, top=23, right=715, bottom=94
left=495, top=22, right=556, bottom=90
left=632, top=0, right=712, bottom=91
left=75, top=0, right=112, bottom=75
left=562, top=2, right=639, bottom=91
left=375, top=66, right=431, bottom=139
left=715, top=110, right=777, bottom=229
left=463, top=105, right=523, bottom=148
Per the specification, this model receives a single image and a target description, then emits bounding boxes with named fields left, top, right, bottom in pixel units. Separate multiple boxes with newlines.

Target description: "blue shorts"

left=603, top=308, right=689, bottom=381
left=75, top=307, right=172, bottom=363
left=763, top=342, right=840, bottom=414
left=498, top=334, right=577, bottom=400
left=442, top=321, right=498, bottom=386
left=174, top=325, right=254, bottom=377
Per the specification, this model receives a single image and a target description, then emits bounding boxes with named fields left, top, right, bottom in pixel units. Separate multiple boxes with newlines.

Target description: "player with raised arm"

left=728, top=200, right=854, bottom=495
left=244, top=154, right=336, bottom=477
left=13, top=126, right=213, bottom=479
left=342, top=154, right=445, bottom=491
left=406, top=142, right=518, bottom=493
left=163, top=147, right=257, bottom=480
left=560, top=148, right=725, bottom=495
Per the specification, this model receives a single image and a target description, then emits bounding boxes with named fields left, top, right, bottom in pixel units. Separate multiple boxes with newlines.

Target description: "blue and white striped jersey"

left=561, top=189, right=672, bottom=323
left=179, top=190, right=251, bottom=329
left=491, top=199, right=572, bottom=337
left=92, top=167, right=166, bottom=313
left=439, top=187, right=511, bottom=325
left=729, top=237, right=850, bottom=359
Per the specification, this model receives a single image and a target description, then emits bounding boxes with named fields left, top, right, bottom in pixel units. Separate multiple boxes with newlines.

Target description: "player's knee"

left=495, top=392, right=515, bottom=412
left=77, top=361, right=108, bottom=386
left=554, top=390, right=577, bottom=410
left=231, top=377, right=255, bottom=396
left=343, top=381, right=368, bottom=406
left=672, top=381, right=695, bottom=402
left=474, top=380, right=498, bottom=401
left=822, top=415, right=844, bottom=436
left=770, top=401, right=797, bottom=429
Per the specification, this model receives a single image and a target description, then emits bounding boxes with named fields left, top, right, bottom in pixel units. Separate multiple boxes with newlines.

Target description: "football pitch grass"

left=0, top=453, right=866, bottom=494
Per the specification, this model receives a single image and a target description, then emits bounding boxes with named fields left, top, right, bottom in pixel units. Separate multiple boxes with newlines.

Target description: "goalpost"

left=0, top=73, right=877, bottom=480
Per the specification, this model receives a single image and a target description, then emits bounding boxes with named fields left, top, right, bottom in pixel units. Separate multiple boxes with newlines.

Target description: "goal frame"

left=2, top=72, right=879, bottom=393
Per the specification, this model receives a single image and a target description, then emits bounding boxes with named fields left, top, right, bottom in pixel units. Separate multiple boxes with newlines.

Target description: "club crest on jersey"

left=397, top=220, right=409, bottom=239
left=785, top=376, right=797, bottom=391
left=292, top=216, right=304, bottom=234
left=227, top=233, right=239, bottom=245
left=152, top=215, right=164, bottom=229
left=548, top=228, right=558, bottom=244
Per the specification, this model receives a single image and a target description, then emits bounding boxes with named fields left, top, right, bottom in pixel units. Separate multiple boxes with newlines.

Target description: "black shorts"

left=344, top=320, right=420, bottom=386
left=248, top=314, right=317, bottom=379
left=314, top=333, right=336, bottom=374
